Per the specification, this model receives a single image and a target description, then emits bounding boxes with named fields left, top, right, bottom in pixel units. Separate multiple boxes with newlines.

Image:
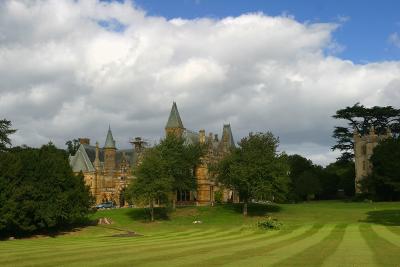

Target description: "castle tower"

left=165, top=102, right=185, bottom=137
left=104, top=126, right=116, bottom=174
left=220, top=124, right=235, bottom=155
left=354, top=126, right=390, bottom=193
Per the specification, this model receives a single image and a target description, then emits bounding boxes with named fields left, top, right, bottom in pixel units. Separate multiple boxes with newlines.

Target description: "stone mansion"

left=69, top=102, right=238, bottom=206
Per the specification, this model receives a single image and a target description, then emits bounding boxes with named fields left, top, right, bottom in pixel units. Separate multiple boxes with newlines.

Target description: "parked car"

left=95, top=202, right=115, bottom=209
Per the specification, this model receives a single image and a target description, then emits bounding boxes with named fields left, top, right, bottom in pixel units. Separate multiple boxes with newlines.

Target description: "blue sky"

left=132, top=0, right=400, bottom=63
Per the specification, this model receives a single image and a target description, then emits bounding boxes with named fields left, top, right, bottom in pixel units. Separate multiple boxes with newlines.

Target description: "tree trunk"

left=150, top=199, right=154, bottom=222
left=243, top=201, right=248, bottom=216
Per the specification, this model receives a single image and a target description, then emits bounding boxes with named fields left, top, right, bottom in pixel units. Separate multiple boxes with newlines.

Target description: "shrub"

left=257, top=216, right=282, bottom=230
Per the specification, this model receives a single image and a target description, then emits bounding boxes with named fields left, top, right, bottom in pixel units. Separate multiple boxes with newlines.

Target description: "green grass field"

left=1, top=201, right=400, bottom=266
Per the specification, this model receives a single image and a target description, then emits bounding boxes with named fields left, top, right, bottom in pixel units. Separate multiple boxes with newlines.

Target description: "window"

left=177, top=190, right=190, bottom=202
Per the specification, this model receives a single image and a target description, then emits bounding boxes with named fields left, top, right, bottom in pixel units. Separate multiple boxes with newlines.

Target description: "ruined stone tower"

left=354, top=127, right=392, bottom=193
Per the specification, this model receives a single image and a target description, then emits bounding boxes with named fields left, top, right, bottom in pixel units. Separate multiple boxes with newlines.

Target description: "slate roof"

left=69, top=144, right=137, bottom=173
left=104, top=126, right=116, bottom=148
left=165, top=102, right=184, bottom=129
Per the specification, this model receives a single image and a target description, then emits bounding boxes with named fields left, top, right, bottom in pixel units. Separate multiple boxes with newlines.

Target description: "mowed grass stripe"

left=322, top=224, right=378, bottom=267
left=32, top=227, right=288, bottom=267
left=173, top=224, right=322, bottom=267
left=0, top=228, right=250, bottom=266
left=136, top=226, right=311, bottom=267
left=216, top=224, right=330, bottom=267
left=105, top=226, right=307, bottom=267
left=0, top=228, right=220, bottom=260
left=372, top=225, right=400, bottom=247
left=361, top=224, right=400, bottom=266
left=271, top=224, right=347, bottom=267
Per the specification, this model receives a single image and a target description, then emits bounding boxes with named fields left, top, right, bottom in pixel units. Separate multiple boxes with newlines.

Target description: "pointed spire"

left=165, top=102, right=184, bottom=129
left=104, top=125, right=116, bottom=148
left=222, top=124, right=235, bottom=148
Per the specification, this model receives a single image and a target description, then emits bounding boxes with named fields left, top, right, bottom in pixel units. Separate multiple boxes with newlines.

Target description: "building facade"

left=353, top=127, right=392, bottom=193
left=69, top=127, right=142, bottom=205
left=165, top=102, right=238, bottom=205
left=69, top=102, right=237, bottom=206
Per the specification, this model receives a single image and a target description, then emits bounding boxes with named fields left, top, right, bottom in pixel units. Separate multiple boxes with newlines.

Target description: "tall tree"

left=126, top=148, right=173, bottom=221
left=0, top=144, right=93, bottom=237
left=0, top=119, right=16, bottom=152
left=158, top=134, right=203, bottom=208
left=215, top=132, right=289, bottom=216
left=332, top=103, right=400, bottom=160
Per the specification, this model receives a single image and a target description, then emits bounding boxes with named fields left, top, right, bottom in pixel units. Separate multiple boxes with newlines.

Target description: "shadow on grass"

left=361, top=210, right=400, bottom=226
left=222, top=202, right=281, bottom=216
left=126, top=207, right=170, bottom=222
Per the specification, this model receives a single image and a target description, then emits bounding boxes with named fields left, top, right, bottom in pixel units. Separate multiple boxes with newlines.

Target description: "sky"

left=1, top=0, right=400, bottom=166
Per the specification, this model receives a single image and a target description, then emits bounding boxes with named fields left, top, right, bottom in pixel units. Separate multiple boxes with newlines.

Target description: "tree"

left=158, top=134, right=203, bottom=208
left=324, top=160, right=355, bottom=197
left=0, top=144, right=93, bottom=237
left=65, top=139, right=80, bottom=155
left=287, top=155, right=314, bottom=201
left=332, top=103, right=400, bottom=161
left=0, top=119, right=16, bottom=152
left=215, top=132, right=289, bottom=216
left=294, top=170, right=321, bottom=201
left=364, top=137, right=400, bottom=200
left=126, top=148, right=173, bottom=221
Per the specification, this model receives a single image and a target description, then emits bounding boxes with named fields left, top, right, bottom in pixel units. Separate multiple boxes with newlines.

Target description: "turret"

left=94, top=141, right=101, bottom=171
left=104, top=126, right=116, bottom=173
left=165, top=102, right=185, bottom=137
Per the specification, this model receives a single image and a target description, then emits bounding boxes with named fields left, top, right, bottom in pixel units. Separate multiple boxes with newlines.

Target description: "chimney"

left=131, top=137, right=144, bottom=152
left=199, top=130, right=206, bottom=144
left=78, top=138, right=90, bottom=145
left=214, top=134, right=219, bottom=142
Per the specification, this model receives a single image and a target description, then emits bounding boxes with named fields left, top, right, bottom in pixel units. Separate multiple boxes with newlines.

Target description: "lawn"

left=1, top=201, right=400, bottom=266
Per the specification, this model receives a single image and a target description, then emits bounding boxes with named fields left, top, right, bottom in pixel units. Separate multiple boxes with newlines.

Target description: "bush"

left=257, top=216, right=282, bottom=230
left=214, top=190, right=223, bottom=204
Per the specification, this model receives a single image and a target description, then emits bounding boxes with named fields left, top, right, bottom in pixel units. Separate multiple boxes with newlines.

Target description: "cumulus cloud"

left=1, top=0, right=400, bottom=165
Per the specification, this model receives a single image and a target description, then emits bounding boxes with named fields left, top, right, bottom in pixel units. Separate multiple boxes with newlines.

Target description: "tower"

left=354, top=127, right=391, bottom=193
left=165, top=102, right=185, bottom=137
left=220, top=124, right=235, bottom=155
left=104, top=126, right=116, bottom=174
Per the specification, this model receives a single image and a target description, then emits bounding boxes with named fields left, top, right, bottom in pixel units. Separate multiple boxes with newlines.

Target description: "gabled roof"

left=165, top=102, right=184, bottom=129
left=69, top=144, right=95, bottom=173
left=104, top=126, right=116, bottom=148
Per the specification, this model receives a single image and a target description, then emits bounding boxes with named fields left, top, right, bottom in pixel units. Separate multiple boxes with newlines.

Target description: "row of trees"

left=0, top=120, right=93, bottom=238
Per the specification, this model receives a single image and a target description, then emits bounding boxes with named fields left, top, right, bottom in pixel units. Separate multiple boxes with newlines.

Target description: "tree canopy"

left=65, top=139, right=80, bottom=155
left=332, top=103, right=400, bottom=161
left=125, top=148, right=173, bottom=221
left=0, top=144, right=93, bottom=237
left=215, top=132, right=289, bottom=215
left=125, top=134, right=204, bottom=220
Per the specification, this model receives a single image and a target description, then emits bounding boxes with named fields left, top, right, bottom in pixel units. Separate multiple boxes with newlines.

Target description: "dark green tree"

left=0, top=119, right=16, bottom=152
left=324, top=160, right=355, bottom=197
left=65, top=139, right=80, bottom=155
left=215, top=132, right=289, bottom=216
left=364, top=137, right=400, bottom=200
left=332, top=103, right=400, bottom=161
left=0, top=144, right=93, bottom=237
left=287, top=154, right=314, bottom=201
left=126, top=148, right=173, bottom=221
left=158, top=134, right=203, bottom=208
left=294, top=169, right=321, bottom=201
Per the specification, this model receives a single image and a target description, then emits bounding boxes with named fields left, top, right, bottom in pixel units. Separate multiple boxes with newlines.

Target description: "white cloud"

left=1, top=0, right=400, bottom=166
